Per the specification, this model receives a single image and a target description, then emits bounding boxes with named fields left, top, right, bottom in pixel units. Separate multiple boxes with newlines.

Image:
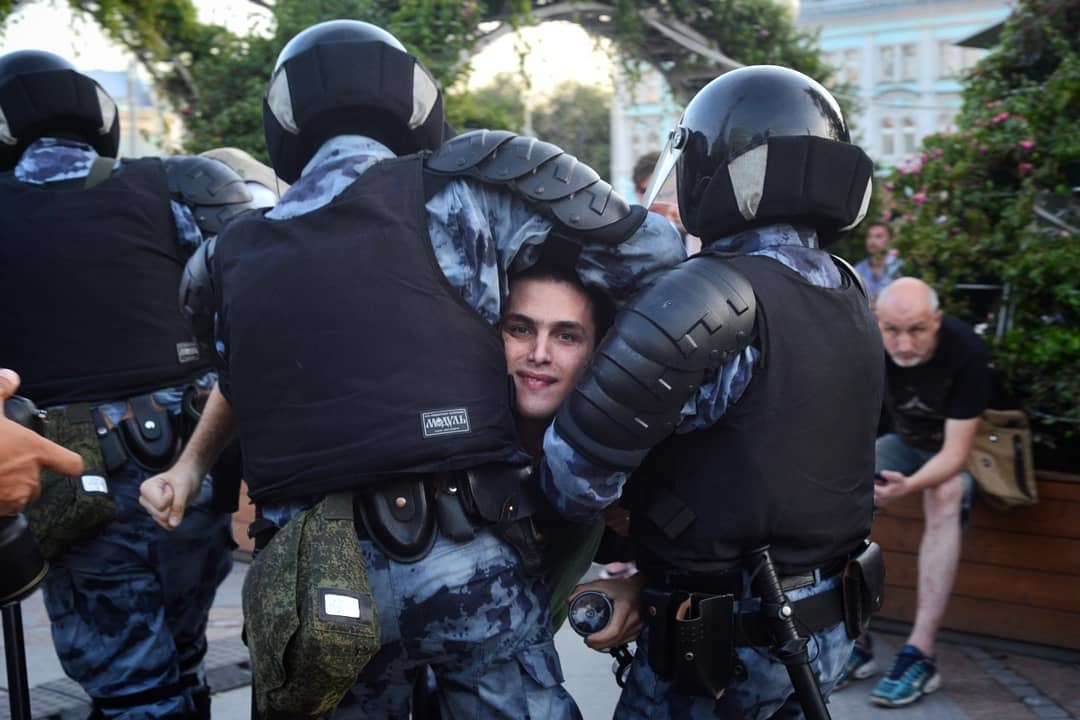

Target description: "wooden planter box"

left=871, top=470, right=1080, bottom=650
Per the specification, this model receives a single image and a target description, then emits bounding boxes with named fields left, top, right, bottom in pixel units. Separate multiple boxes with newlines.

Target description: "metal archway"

left=472, top=2, right=742, bottom=101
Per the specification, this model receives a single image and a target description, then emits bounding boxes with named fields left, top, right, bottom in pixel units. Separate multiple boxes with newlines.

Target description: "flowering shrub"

left=888, top=0, right=1079, bottom=459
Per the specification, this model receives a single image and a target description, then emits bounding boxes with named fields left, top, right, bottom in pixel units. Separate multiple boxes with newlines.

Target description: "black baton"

left=749, top=546, right=832, bottom=720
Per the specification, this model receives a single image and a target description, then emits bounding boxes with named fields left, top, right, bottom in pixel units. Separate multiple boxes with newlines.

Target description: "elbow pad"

left=178, top=237, right=217, bottom=363
left=555, top=256, right=756, bottom=470
left=164, top=155, right=254, bottom=236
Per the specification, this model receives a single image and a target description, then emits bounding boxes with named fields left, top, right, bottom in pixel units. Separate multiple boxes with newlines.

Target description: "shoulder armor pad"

left=831, top=253, right=868, bottom=299
left=178, top=237, right=217, bottom=361
left=163, top=155, right=254, bottom=236
left=555, top=256, right=757, bottom=470
left=426, top=129, right=645, bottom=245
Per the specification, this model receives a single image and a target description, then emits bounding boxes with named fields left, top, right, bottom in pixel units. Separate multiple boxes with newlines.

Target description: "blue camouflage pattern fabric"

left=248, top=134, right=682, bottom=716
left=14, top=139, right=233, bottom=718
left=614, top=575, right=851, bottom=720
left=262, top=504, right=580, bottom=719
left=541, top=223, right=844, bottom=522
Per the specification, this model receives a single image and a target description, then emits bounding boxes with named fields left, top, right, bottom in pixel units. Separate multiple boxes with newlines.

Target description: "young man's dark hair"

left=509, top=258, right=616, bottom=345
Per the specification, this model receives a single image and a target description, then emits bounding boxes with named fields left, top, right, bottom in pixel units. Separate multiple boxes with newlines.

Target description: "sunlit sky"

left=0, top=1, right=614, bottom=97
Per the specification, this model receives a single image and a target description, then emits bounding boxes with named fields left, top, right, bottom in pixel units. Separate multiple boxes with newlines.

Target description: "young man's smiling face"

left=501, top=277, right=597, bottom=422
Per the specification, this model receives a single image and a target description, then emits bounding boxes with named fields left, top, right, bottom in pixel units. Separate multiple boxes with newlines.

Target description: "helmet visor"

left=642, top=125, right=688, bottom=209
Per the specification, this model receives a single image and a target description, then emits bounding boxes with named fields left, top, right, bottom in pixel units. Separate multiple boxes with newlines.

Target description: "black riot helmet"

left=0, top=50, right=120, bottom=171
left=644, top=65, right=873, bottom=246
left=263, top=19, right=445, bottom=183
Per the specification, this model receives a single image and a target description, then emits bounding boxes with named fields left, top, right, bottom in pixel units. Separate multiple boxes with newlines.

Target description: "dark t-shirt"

left=886, top=314, right=991, bottom=451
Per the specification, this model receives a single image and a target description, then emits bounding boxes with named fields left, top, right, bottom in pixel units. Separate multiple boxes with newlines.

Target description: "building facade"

left=798, top=0, right=1011, bottom=169
left=609, top=0, right=1011, bottom=191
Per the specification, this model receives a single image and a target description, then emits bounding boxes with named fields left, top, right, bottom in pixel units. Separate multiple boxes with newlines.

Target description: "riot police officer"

left=549, top=65, right=886, bottom=719
left=0, top=50, right=255, bottom=719
left=138, top=19, right=684, bottom=719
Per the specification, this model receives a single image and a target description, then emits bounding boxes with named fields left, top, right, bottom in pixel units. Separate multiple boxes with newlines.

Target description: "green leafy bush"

left=887, top=0, right=1079, bottom=465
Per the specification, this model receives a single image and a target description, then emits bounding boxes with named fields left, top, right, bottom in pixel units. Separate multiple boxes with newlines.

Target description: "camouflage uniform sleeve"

left=171, top=201, right=204, bottom=255
left=540, top=423, right=629, bottom=522
left=575, top=211, right=686, bottom=301
left=426, top=178, right=551, bottom=325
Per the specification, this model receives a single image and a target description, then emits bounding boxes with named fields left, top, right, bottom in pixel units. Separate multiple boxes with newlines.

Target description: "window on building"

left=879, top=46, right=896, bottom=82
left=938, top=111, right=958, bottom=134
left=902, top=117, right=918, bottom=154
left=843, top=49, right=860, bottom=84
left=939, top=42, right=985, bottom=78
left=901, top=44, right=919, bottom=82
left=881, top=117, right=896, bottom=157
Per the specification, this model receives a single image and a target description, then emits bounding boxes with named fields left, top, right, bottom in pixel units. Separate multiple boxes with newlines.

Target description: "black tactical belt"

left=732, top=584, right=845, bottom=647
left=660, top=556, right=847, bottom=597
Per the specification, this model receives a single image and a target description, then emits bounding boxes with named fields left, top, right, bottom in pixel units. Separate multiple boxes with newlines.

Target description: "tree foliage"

left=531, top=82, right=612, bottom=176
left=1, top=0, right=832, bottom=158
left=886, top=0, right=1079, bottom=458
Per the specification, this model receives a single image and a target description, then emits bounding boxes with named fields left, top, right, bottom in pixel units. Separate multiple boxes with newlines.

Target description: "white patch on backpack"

left=323, top=593, right=362, bottom=619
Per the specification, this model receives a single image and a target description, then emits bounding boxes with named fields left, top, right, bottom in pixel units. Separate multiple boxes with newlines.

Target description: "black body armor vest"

left=215, top=155, right=520, bottom=503
left=629, top=254, right=884, bottom=573
left=0, top=158, right=209, bottom=407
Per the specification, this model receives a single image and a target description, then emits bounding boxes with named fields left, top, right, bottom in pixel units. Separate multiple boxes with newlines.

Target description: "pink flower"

left=912, top=192, right=928, bottom=205
left=1018, top=163, right=1035, bottom=174
left=1018, top=140, right=1036, bottom=151
left=991, top=112, right=1010, bottom=124
left=884, top=182, right=894, bottom=191
left=986, top=100, right=1003, bottom=108
left=932, top=148, right=943, bottom=158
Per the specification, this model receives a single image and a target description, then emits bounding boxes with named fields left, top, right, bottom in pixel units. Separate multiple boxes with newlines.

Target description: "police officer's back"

left=170, top=19, right=683, bottom=720
left=551, top=66, right=886, bottom=720
left=0, top=49, right=253, bottom=719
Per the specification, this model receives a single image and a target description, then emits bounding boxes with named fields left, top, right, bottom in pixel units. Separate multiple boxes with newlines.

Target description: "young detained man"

left=501, top=260, right=617, bottom=629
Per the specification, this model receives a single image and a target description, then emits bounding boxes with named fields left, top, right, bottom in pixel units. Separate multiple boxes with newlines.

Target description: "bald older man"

left=837, top=277, right=991, bottom=707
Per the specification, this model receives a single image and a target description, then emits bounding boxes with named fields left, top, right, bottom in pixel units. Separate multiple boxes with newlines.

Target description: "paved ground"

left=3, top=559, right=1078, bottom=719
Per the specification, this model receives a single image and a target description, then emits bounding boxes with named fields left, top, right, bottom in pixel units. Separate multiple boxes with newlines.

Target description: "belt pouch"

left=243, top=492, right=380, bottom=719
left=464, top=463, right=548, bottom=573
left=673, top=593, right=735, bottom=699
left=26, top=404, right=116, bottom=560
left=842, top=541, right=885, bottom=639
left=354, top=477, right=436, bottom=563
left=434, top=476, right=476, bottom=543
left=641, top=587, right=683, bottom=678
left=119, top=394, right=178, bottom=472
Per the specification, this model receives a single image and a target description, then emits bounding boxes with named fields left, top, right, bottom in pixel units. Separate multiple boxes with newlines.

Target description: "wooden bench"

left=871, top=471, right=1080, bottom=650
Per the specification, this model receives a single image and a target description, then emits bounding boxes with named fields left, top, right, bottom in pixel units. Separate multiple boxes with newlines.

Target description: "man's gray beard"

left=888, top=352, right=923, bottom=368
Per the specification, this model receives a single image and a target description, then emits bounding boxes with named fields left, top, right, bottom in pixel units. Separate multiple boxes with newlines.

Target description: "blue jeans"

left=262, top=504, right=581, bottom=719
left=614, top=574, right=851, bottom=720
left=876, top=433, right=976, bottom=530
left=42, top=466, right=233, bottom=719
